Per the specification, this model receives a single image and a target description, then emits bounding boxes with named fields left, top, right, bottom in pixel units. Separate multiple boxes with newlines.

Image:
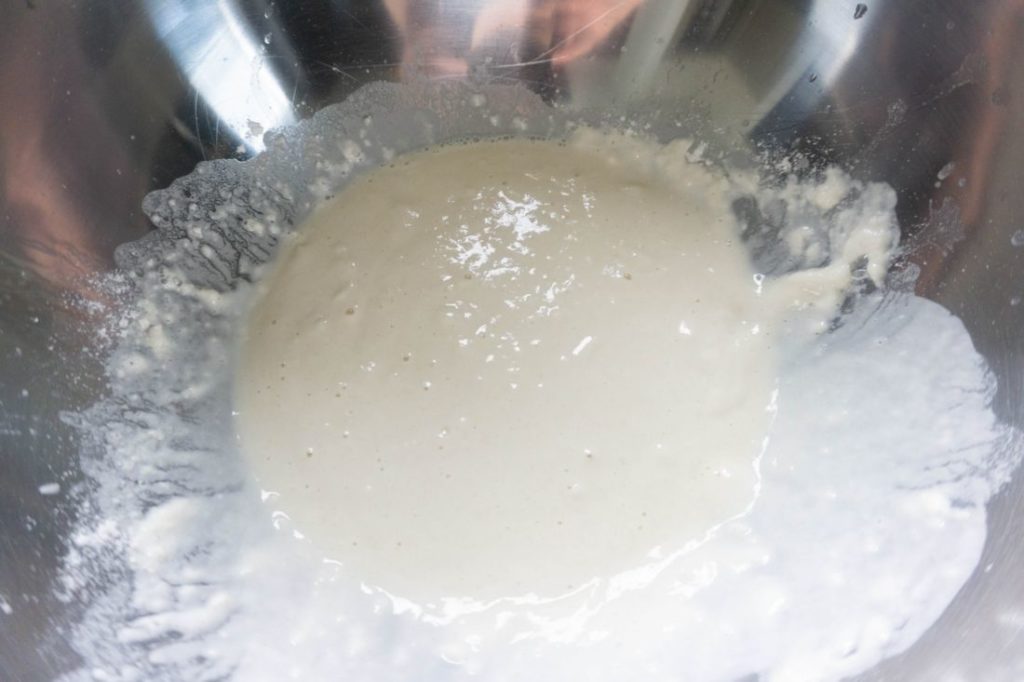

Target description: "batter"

left=235, top=136, right=776, bottom=604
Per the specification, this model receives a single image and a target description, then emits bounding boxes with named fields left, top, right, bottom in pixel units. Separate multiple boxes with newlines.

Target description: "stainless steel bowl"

left=2, top=1, right=1023, bottom=679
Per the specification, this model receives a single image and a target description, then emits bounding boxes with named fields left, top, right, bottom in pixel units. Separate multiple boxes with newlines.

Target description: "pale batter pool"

left=236, top=136, right=777, bottom=604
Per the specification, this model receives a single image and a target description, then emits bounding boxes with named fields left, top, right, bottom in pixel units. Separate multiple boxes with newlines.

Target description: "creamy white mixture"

left=237, top=136, right=777, bottom=605
left=59, top=110, right=1017, bottom=682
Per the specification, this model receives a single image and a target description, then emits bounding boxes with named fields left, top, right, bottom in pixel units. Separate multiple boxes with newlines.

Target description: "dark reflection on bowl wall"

left=1, top=1, right=1023, bottom=680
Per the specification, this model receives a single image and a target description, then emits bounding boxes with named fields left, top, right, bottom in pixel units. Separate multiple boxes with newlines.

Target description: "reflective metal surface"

left=2, top=1, right=1023, bottom=679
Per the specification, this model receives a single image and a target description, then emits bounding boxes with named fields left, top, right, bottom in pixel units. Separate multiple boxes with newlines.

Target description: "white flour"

left=59, top=83, right=1018, bottom=682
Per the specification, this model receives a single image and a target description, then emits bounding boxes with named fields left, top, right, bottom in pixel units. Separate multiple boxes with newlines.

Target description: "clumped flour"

left=60, top=83, right=1018, bottom=682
